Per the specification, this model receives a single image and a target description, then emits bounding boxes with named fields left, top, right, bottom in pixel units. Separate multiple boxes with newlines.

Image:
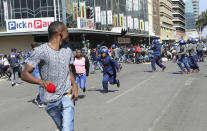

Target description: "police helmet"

left=188, top=38, right=195, bottom=43
left=179, top=40, right=186, bottom=45
left=97, top=44, right=101, bottom=48
left=111, top=44, right=116, bottom=49
left=153, top=39, right=159, bottom=44
left=101, top=48, right=108, bottom=54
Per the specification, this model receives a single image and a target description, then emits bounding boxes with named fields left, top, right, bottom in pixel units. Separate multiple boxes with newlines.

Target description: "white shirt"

left=2, top=58, right=9, bottom=66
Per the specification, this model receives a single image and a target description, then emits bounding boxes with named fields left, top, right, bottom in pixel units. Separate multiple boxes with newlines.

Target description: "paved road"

left=0, top=61, right=207, bottom=131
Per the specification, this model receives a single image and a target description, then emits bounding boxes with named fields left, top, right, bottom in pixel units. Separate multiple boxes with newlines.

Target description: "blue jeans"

left=33, top=72, right=44, bottom=104
left=91, top=61, right=103, bottom=73
left=0, top=65, right=3, bottom=73
left=75, top=73, right=86, bottom=89
left=188, top=55, right=199, bottom=70
left=102, top=73, right=119, bottom=91
left=177, top=57, right=190, bottom=71
left=197, top=50, right=204, bottom=62
left=121, top=54, right=127, bottom=62
left=10, top=67, right=19, bottom=83
left=151, top=55, right=164, bottom=71
left=46, top=96, right=75, bottom=131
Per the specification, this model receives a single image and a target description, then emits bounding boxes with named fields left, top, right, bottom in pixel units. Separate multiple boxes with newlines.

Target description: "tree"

left=196, top=10, right=207, bottom=31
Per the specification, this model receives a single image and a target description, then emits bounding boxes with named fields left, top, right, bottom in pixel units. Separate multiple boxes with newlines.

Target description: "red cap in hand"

left=46, top=83, right=56, bottom=93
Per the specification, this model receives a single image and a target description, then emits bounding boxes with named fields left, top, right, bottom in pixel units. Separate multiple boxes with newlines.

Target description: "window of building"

left=34, top=0, right=40, bottom=10
left=21, top=0, right=27, bottom=8
left=14, top=0, right=20, bottom=8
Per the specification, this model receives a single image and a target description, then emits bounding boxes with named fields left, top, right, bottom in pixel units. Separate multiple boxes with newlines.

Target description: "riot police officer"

left=197, top=38, right=205, bottom=62
left=187, top=38, right=200, bottom=72
left=150, top=39, right=166, bottom=72
left=177, top=40, right=190, bottom=74
left=97, top=48, right=122, bottom=93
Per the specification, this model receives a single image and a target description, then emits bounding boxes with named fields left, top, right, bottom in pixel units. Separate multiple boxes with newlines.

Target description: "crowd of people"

left=84, top=38, right=206, bottom=73
left=0, top=21, right=207, bottom=131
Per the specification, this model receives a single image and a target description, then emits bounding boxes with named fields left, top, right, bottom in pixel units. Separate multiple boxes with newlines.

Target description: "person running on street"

left=73, top=49, right=90, bottom=92
left=197, top=39, right=205, bottom=62
left=96, top=48, right=122, bottom=93
left=177, top=40, right=190, bottom=74
left=21, top=21, right=78, bottom=131
left=150, top=39, right=166, bottom=72
left=187, top=38, right=200, bottom=72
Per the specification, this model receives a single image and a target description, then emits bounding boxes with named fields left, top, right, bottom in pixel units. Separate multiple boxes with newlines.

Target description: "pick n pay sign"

left=6, top=17, right=54, bottom=33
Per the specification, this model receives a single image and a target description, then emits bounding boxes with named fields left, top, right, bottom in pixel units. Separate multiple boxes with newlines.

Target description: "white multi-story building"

left=192, top=0, right=199, bottom=21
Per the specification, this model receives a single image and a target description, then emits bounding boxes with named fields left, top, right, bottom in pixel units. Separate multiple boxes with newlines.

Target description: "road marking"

left=146, top=77, right=195, bottom=131
left=106, top=74, right=157, bottom=104
left=185, top=77, right=195, bottom=86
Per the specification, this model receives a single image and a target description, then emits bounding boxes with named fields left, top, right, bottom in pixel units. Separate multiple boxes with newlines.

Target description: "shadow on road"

left=27, top=99, right=38, bottom=106
left=78, top=95, right=86, bottom=99
left=169, top=72, right=183, bottom=75
left=87, top=89, right=119, bottom=94
left=144, top=70, right=153, bottom=73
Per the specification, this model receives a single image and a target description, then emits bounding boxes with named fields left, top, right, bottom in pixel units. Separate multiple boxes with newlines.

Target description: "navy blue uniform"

left=97, top=56, right=120, bottom=91
left=150, top=44, right=164, bottom=71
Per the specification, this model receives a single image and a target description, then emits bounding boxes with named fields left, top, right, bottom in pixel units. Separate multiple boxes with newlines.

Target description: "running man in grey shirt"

left=21, top=21, right=78, bottom=131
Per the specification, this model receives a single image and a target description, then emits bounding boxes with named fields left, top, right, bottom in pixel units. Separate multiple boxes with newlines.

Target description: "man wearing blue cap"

left=150, top=39, right=166, bottom=72
left=177, top=40, right=190, bottom=74
left=187, top=38, right=200, bottom=72
left=96, top=48, right=122, bottom=93
left=197, top=39, right=205, bottom=62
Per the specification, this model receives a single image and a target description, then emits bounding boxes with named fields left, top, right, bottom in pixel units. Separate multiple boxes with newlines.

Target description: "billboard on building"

left=127, top=16, right=132, bottom=28
left=95, top=7, right=101, bottom=22
left=140, top=20, right=144, bottom=30
left=3, top=1, right=8, bottom=21
left=101, top=11, right=106, bottom=25
left=73, top=3, right=78, bottom=20
left=119, top=14, right=124, bottom=27
left=134, top=18, right=139, bottom=30
left=107, top=10, right=113, bottom=25
left=80, top=2, right=86, bottom=18
left=145, top=21, right=149, bottom=31
left=114, top=14, right=118, bottom=26
left=6, top=17, right=54, bottom=33
left=77, top=17, right=94, bottom=29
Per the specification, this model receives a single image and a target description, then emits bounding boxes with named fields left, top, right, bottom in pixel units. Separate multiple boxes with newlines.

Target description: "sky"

left=200, top=0, right=207, bottom=14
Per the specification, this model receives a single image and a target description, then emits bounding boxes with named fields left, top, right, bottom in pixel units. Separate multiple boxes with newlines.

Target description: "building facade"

left=192, top=0, right=199, bottom=21
left=148, top=0, right=160, bottom=38
left=184, top=0, right=196, bottom=30
left=160, top=0, right=176, bottom=43
left=0, top=0, right=153, bottom=54
left=172, top=0, right=185, bottom=40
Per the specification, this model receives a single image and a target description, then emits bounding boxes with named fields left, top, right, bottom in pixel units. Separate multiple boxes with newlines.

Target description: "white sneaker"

left=38, top=104, right=47, bottom=108
left=15, top=83, right=20, bottom=86
left=11, top=82, right=15, bottom=86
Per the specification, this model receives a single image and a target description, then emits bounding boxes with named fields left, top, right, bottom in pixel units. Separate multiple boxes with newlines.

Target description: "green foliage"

left=196, top=10, right=207, bottom=31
